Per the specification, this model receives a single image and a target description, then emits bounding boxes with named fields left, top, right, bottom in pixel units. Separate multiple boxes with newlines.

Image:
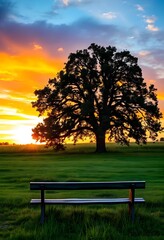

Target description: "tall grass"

left=0, top=143, right=163, bottom=239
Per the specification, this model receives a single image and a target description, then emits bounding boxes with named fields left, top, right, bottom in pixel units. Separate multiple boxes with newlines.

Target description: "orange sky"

left=0, top=45, right=65, bottom=144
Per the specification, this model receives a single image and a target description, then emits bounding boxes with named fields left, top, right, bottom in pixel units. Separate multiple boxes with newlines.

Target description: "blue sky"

left=1, top=0, right=164, bottom=52
left=0, top=0, right=164, bottom=143
left=12, top=0, right=164, bottom=28
left=2, top=0, right=163, bottom=56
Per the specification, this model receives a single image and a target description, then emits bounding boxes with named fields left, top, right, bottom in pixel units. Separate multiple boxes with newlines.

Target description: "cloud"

left=54, top=0, right=92, bottom=8
left=144, top=16, right=159, bottom=32
left=33, top=43, right=43, bottom=50
left=58, top=47, right=64, bottom=52
left=139, top=48, right=164, bottom=69
left=0, top=5, right=163, bottom=66
left=0, top=106, right=37, bottom=120
left=138, top=50, right=150, bottom=57
left=0, top=16, right=126, bottom=58
left=146, top=24, right=159, bottom=32
left=145, top=17, right=156, bottom=24
left=136, top=4, right=144, bottom=11
left=102, top=12, right=117, bottom=20
left=62, top=0, right=69, bottom=6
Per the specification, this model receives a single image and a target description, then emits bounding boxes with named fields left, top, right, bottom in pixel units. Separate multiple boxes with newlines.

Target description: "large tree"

left=32, top=43, right=162, bottom=152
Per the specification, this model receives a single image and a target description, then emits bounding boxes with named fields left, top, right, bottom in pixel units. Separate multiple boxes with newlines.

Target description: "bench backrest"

left=30, top=181, right=145, bottom=190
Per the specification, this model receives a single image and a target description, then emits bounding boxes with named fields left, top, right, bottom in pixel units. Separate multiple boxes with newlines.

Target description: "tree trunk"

left=95, top=130, right=106, bottom=153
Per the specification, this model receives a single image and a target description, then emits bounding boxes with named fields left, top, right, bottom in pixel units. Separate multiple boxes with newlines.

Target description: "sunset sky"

left=0, top=0, right=164, bottom=144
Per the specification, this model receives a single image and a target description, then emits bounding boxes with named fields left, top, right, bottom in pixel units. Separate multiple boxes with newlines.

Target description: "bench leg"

left=129, top=202, right=134, bottom=223
left=129, top=185, right=135, bottom=223
left=41, top=189, right=45, bottom=224
left=41, top=203, right=45, bottom=224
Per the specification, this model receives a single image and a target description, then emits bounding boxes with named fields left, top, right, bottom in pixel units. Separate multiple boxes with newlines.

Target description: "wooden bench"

left=30, top=181, right=145, bottom=223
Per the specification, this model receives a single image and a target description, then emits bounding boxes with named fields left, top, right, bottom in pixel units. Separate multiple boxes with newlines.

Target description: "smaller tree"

left=32, top=43, right=163, bottom=152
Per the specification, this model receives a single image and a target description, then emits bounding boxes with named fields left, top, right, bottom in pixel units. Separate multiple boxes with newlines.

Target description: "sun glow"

left=12, top=126, right=35, bottom=144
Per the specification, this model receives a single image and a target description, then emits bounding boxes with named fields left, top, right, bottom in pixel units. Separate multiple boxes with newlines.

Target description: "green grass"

left=0, top=143, right=163, bottom=239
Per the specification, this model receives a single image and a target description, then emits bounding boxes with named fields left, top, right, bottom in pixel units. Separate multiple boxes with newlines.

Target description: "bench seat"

left=31, top=197, right=145, bottom=205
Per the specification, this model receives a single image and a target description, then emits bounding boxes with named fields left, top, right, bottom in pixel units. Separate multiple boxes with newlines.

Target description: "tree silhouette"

left=32, top=43, right=162, bottom=152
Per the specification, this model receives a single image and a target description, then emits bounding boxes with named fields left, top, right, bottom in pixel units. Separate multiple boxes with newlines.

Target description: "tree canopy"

left=32, top=43, right=162, bottom=152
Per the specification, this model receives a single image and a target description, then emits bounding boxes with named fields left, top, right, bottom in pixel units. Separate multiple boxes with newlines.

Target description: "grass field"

left=0, top=143, right=163, bottom=240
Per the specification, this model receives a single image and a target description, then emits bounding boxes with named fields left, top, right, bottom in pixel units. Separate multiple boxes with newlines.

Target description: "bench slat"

left=31, top=197, right=145, bottom=205
left=30, top=181, right=145, bottom=190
